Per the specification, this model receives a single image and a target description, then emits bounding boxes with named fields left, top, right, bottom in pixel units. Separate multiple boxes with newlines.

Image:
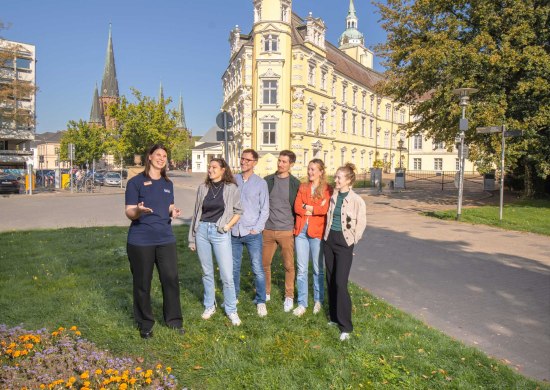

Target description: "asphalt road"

left=1, top=173, right=548, bottom=381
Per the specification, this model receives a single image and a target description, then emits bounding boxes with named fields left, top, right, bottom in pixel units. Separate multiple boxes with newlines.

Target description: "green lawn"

left=1, top=226, right=547, bottom=389
left=424, top=199, right=550, bottom=235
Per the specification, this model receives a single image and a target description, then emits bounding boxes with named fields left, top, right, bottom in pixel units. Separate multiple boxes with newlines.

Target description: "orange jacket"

left=293, top=182, right=333, bottom=239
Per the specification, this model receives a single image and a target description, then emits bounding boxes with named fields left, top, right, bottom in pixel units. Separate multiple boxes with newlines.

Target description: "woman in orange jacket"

left=292, top=159, right=333, bottom=316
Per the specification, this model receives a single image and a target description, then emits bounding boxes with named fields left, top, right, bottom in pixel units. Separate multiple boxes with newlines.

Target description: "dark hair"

left=204, top=158, right=236, bottom=185
left=143, top=144, right=170, bottom=181
left=337, top=162, right=357, bottom=186
left=241, top=148, right=258, bottom=161
left=279, top=150, right=296, bottom=164
left=308, top=158, right=328, bottom=199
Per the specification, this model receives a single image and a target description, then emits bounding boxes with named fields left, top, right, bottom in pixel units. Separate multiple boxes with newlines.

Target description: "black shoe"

left=169, top=326, right=186, bottom=336
left=140, top=329, right=153, bottom=339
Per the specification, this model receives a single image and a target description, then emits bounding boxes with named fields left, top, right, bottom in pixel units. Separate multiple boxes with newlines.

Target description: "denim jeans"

left=295, top=224, right=324, bottom=307
left=231, top=233, right=266, bottom=304
left=196, top=221, right=238, bottom=314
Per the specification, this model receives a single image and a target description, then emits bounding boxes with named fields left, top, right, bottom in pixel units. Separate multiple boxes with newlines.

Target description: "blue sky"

left=2, top=0, right=387, bottom=136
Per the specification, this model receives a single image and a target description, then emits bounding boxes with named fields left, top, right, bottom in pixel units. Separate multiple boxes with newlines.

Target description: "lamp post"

left=452, top=87, right=478, bottom=221
left=397, top=139, right=405, bottom=169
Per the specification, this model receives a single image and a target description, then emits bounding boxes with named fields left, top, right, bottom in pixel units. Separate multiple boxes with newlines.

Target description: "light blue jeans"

left=196, top=221, right=238, bottom=314
left=232, top=233, right=266, bottom=304
left=295, top=224, right=325, bottom=307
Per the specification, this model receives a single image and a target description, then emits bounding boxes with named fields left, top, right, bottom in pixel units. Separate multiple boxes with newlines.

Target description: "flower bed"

left=0, top=325, right=178, bottom=389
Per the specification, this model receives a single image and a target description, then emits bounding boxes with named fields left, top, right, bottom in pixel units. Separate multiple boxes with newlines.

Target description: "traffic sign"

left=476, top=126, right=501, bottom=134
left=216, top=111, right=234, bottom=130
left=216, top=131, right=234, bottom=142
left=458, top=144, right=469, bottom=159
left=504, top=130, right=523, bottom=138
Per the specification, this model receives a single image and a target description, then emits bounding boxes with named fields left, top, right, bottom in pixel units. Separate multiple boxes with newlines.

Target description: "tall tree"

left=375, top=0, right=550, bottom=196
left=59, top=120, right=107, bottom=166
left=0, top=23, right=38, bottom=132
left=106, top=88, right=188, bottom=162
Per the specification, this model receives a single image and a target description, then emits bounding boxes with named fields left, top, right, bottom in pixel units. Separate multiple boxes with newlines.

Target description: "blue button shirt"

left=125, top=174, right=175, bottom=246
left=231, top=173, right=269, bottom=237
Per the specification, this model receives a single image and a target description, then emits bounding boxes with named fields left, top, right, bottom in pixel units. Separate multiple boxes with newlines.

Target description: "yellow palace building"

left=221, top=0, right=476, bottom=177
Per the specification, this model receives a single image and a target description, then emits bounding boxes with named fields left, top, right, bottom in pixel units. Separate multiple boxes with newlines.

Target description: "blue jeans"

left=295, top=224, right=324, bottom=307
left=231, top=233, right=266, bottom=304
left=196, top=221, right=238, bottom=314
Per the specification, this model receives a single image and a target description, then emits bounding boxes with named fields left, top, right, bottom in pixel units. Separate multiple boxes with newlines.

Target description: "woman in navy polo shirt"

left=125, top=144, right=184, bottom=339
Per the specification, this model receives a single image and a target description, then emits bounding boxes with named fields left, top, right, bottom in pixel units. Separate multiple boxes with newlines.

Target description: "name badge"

left=144, top=181, right=152, bottom=186
left=164, top=189, right=171, bottom=193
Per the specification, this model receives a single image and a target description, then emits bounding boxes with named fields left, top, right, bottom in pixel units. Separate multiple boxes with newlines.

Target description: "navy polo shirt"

left=125, top=173, right=175, bottom=246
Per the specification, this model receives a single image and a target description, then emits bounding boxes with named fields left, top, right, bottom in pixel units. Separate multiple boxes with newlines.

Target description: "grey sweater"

left=188, top=182, right=243, bottom=245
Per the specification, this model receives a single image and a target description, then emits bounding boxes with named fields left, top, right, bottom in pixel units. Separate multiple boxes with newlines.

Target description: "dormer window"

left=264, top=34, right=278, bottom=52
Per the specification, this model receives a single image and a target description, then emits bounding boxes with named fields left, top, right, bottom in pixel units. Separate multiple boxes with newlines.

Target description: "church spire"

left=158, top=81, right=164, bottom=102
left=176, top=93, right=187, bottom=129
left=89, top=83, right=103, bottom=125
left=347, top=0, right=358, bottom=29
left=101, top=24, right=119, bottom=98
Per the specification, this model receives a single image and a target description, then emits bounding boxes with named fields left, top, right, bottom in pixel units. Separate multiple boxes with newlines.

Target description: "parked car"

left=103, top=171, right=122, bottom=186
left=0, top=174, right=21, bottom=194
left=93, top=172, right=105, bottom=186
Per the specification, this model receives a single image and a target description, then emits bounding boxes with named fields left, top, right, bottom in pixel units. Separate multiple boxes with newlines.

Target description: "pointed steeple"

left=339, top=0, right=364, bottom=48
left=89, top=83, right=103, bottom=125
left=176, top=93, right=187, bottom=129
left=347, top=0, right=358, bottom=29
left=101, top=24, right=119, bottom=98
left=158, top=81, right=164, bottom=102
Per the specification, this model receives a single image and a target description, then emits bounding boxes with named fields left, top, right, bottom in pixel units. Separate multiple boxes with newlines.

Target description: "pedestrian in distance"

left=188, top=158, right=243, bottom=326
left=263, top=150, right=301, bottom=312
left=293, top=159, right=332, bottom=317
left=323, top=163, right=367, bottom=341
left=231, top=149, right=270, bottom=317
left=124, top=144, right=184, bottom=339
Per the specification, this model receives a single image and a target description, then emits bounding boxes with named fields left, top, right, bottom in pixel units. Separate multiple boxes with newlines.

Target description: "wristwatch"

left=302, top=204, right=307, bottom=210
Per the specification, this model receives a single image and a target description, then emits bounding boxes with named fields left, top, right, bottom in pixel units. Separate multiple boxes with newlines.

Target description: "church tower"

left=338, top=0, right=374, bottom=69
left=251, top=0, right=293, bottom=152
left=100, top=24, right=119, bottom=130
left=175, top=93, right=187, bottom=130
left=89, top=83, right=103, bottom=126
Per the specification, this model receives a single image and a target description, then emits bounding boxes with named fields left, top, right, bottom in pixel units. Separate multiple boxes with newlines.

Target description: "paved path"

left=1, top=175, right=548, bottom=381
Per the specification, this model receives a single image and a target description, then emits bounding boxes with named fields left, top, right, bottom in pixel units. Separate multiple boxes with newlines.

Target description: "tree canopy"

left=375, top=0, right=550, bottom=195
left=59, top=120, right=106, bottom=166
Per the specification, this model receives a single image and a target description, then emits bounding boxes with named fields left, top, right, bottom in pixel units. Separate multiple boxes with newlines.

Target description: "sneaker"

left=339, top=332, right=350, bottom=341
left=266, top=293, right=271, bottom=302
left=201, top=306, right=216, bottom=320
left=293, top=305, right=306, bottom=317
left=283, top=297, right=294, bottom=312
left=228, top=312, right=242, bottom=326
left=313, top=301, right=322, bottom=314
left=257, top=303, right=267, bottom=317
left=327, top=321, right=338, bottom=326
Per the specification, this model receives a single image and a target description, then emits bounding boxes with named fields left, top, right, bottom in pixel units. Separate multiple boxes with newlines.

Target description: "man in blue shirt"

left=231, top=149, right=270, bottom=317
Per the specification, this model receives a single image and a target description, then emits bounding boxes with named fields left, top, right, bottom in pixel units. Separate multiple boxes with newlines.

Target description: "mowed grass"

left=424, top=199, right=550, bottom=236
left=0, top=226, right=547, bottom=389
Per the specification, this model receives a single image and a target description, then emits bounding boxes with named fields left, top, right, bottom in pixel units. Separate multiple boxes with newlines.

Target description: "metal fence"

left=405, top=171, right=485, bottom=191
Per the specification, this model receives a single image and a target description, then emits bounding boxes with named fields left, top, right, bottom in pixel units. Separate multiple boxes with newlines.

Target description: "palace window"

left=262, top=80, right=277, bottom=104
left=352, top=89, right=357, bottom=106
left=384, top=131, right=389, bottom=147
left=385, top=104, right=391, bottom=120
left=413, top=134, right=423, bottom=150
left=434, top=158, right=443, bottom=171
left=342, top=85, right=347, bottom=102
left=341, top=110, right=347, bottom=133
left=308, top=64, right=316, bottom=86
left=307, top=108, right=314, bottom=132
left=361, top=117, right=366, bottom=137
left=263, top=122, right=276, bottom=144
left=264, top=34, right=278, bottom=51
left=369, top=119, right=374, bottom=138
left=352, top=114, right=357, bottom=135
left=321, top=70, right=327, bottom=90
left=414, top=158, right=422, bottom=170
left=320, top=112, right=326, bottom=133
left=434, top=141, right=445, bottom=150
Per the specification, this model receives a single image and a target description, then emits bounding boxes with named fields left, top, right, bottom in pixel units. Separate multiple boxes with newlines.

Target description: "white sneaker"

left=283, top=297, right=294, bottom=312
left=339, top=332, right=350, bottom=341
left=257, top=303, right=267, bottom=317
left=327, top=321, right=338, bottom=326
left=266, top=293, right=271, bottom=302
left=228, top=312, right=241, bottom=326
left=293, top=305, right=306, bottom=317
left=313, top=301, right=322, bottom=314
left=201, top=306, right=216, bottom=320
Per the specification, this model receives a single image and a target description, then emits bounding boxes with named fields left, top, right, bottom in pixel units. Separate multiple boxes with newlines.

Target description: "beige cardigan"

left=324, top=188, right=367, bottom=246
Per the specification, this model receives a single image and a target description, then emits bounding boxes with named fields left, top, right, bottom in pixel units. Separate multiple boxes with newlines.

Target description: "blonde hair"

left=336, top=163, right=357, bottom=186
left=308, top=158, right=328, bottom=199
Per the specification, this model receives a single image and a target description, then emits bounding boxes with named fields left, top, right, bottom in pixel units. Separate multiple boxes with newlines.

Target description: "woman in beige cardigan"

left=323, top=163, right=367, bottom=341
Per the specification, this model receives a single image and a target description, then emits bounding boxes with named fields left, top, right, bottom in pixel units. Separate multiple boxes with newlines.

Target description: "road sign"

left=68, top=143, right=75, bottom=159
left=504, top=130, right=523, bottom=138
left=216, top=131, right=234, bottom=142
left=216, top=111, right=234, bottom=130
left=476, top=126, right=501, bottom=134
left=458, top=144, right=469, bottom=159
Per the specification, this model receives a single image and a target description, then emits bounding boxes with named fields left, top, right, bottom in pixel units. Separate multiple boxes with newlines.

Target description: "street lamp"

left=452, top=87, right=478, bottom=221
left=397, top=139, right=407, bottom=169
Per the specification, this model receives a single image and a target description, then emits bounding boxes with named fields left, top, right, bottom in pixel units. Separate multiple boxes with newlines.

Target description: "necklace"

left=210, top=182, right=223, bottom=199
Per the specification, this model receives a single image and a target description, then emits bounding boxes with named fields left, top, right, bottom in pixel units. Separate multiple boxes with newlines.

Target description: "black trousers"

left=127, top=242, right=182, bottom=332
left=323, top=230, right=354, bottom=333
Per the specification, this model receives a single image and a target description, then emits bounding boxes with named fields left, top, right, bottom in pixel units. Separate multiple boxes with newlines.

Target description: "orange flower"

left=145, top=378, right=152, bottom=384
left=75, top=331, right=81, bottom=336
left=95, top=369, right=102, bottom=375
left=70, top=326, right=78, bottom=331
left=166, top=367, right=172, bottom=374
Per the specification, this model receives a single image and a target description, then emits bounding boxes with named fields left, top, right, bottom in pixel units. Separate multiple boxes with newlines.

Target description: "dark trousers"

left=127, top=242, right=182, bottom=332
left=323, top=230, right=354, bottom=333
